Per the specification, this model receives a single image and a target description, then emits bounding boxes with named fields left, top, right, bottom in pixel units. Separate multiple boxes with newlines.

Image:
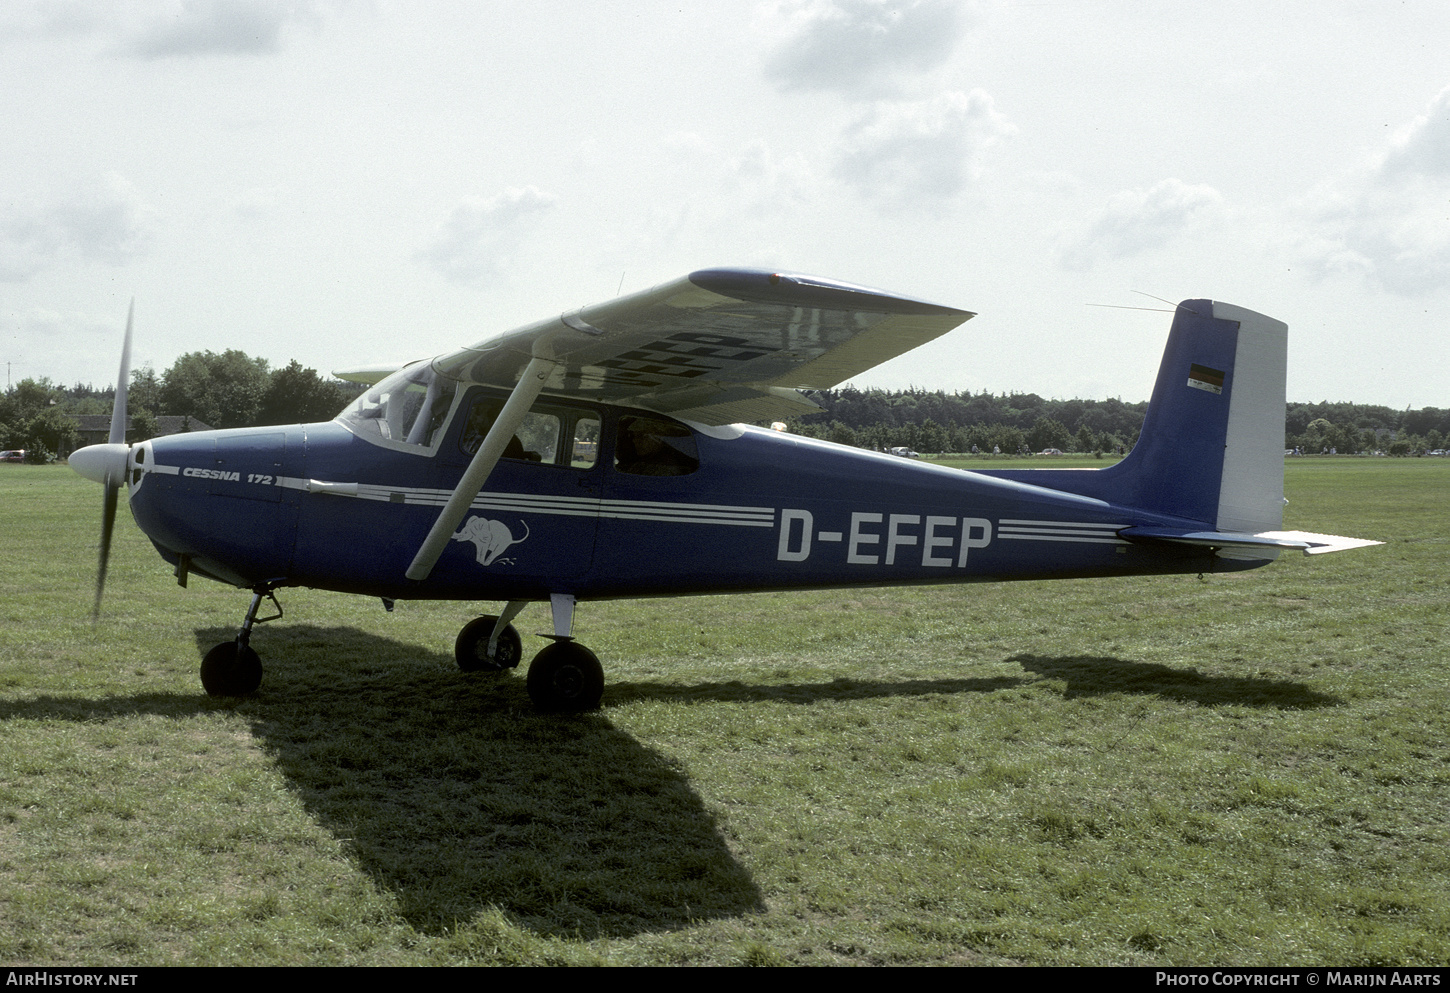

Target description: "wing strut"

left=405, top=356, right=557, bottom=582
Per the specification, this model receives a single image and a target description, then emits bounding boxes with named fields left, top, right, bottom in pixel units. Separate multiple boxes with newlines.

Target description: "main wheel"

left=455, top=615, right=523, bottom=672
left=526, top=642, right=604, bottom=713
left=200, top=642, right=263, bottom=696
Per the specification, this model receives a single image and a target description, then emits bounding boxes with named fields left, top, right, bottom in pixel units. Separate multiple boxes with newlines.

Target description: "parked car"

left=888, top=447, right=920, bottom=459
left=0, top=450, right=25, bottom=463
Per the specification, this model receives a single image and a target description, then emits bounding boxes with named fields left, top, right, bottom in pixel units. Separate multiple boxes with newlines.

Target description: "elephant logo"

left=452, top=516, right=529, bottom=566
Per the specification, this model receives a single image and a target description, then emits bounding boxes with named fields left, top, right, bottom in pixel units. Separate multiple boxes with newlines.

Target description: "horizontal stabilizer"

left=1121, top=526, right=1382, bottom=559
left=1256, top=530, right=1385, bottom=555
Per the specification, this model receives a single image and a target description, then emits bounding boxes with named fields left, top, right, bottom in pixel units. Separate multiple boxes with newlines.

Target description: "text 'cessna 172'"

left=70, top=268, right=1379, bottom=711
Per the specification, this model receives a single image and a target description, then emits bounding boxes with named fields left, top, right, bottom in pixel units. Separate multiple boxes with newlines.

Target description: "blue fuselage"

left=127, top=390, right=1248, bottom=603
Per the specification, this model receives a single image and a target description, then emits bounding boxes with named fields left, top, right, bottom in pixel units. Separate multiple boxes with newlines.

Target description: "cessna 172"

left=69, top=268, right=1377, bottom=711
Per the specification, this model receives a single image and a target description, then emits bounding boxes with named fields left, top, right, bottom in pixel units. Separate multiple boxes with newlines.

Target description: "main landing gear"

left=455, top=593, right=604, bottom=713
left=201, top=587, right=282, bottom=696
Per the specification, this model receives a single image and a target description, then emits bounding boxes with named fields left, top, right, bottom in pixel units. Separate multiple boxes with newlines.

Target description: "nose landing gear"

left=201, top=587, right=282, bottom=696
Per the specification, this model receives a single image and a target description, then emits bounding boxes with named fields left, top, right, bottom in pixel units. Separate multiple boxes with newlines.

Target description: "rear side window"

left=615, top=415, right=699, bottom=476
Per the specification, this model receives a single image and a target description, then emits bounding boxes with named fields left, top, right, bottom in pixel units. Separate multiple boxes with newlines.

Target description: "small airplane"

left=69, top=268, right=1379, bottom=711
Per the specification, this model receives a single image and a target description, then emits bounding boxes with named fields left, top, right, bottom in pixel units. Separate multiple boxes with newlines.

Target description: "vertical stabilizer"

left=978, top=299, right=1288, bottom=532
left=1103, top=299, right=1288, bottom=530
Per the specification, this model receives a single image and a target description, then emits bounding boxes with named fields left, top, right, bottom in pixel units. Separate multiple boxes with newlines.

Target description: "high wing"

left=426, top=268, right=974, bottom=425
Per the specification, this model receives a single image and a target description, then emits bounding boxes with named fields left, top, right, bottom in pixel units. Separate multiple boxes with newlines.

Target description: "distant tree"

left=917, top=418, right=946, bottom=454
left=160, top=351, right=270, bottom=429
left=992, top=425, right=1026, bottom=455
left=1027, top=416, right=1071, bottom=452
left=256, top=361, right=352, bottom=426
left=9, top=378, right=62, bottom=417
left=128, top=407, right=158, bottom=443
left=128, top=366, right=163, bottom=414
left=827, top=420, right=857, bottom=447
left=21, top=406, right=78, bottom=460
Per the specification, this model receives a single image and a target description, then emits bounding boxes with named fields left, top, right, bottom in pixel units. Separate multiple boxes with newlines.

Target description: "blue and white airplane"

left=70, top=268, right=1378, bottom=711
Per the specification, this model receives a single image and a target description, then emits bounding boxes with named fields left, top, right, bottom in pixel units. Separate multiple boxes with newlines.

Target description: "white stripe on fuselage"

left=148, top=466, right=1130, bottom=547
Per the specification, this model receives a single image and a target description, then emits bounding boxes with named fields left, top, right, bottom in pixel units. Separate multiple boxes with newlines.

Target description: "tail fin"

left=1103, top=299, right=1287, bottom=531
left=979, top=299, right=1287, bottom=530
left=978, top=300, right=1381, bottom=558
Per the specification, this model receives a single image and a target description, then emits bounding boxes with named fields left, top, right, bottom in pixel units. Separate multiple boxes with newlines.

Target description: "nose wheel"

left=200, top=642, right=263, bottom=696
left=201, top=587, right=281, bottom=697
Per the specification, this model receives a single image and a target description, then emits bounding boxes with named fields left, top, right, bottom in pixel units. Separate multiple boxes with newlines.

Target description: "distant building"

left=72, top=415, right=213, bottom=453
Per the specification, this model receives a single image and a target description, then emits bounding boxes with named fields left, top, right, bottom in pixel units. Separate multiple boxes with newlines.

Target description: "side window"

left=459, top=397, right=597, bottom=469
left=615, top=415, right=699, bottom=476
left=571, top=415, right=601, bottom=467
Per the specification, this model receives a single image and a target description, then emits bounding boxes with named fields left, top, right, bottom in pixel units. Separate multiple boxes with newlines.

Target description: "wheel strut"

left=236, top=587, right=284, bottom=651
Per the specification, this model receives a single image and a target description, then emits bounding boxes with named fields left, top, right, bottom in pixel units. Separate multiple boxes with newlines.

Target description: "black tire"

left=455, top=616, right=523, bottom=672
left=200, top=642, right=263, bottom=696
left=526, top=642, right=604, bottom=712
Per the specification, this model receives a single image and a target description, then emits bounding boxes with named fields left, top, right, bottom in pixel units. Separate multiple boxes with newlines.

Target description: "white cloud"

left=122, top=0, right=323, bottom=58
left=0, top=0, right=327, bottom=57
left=1295, top=85, right=1450, bottom=295
left=764, top=0, right=969, bottom=97
left=1378, top=84, right=1450, bottom=179
left=833, top=89, right=1012, bottom=207
left=0, top=173, right=156, bottom=282
left=416, top=187, right=558, bottom=287
left=0, top=1, right=110, bottom=43
left=1058, top=178, right=1226, bottom=271
left=725, top=141, right=815, bottom=213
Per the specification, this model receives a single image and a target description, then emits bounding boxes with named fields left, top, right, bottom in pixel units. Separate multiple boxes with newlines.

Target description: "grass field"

left=1, top=458, right=1446, bottom=965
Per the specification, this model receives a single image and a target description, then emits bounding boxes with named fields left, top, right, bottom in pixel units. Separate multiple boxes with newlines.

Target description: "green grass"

left=1, top=458, right=1447, bottom=965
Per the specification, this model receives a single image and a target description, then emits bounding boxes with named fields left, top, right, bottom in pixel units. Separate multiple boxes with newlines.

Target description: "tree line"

left=0, top=351, right=362, bottom=462
left=3, top=352, right=1446, bottom=462
left=782, top=388, right=1450, bottom=457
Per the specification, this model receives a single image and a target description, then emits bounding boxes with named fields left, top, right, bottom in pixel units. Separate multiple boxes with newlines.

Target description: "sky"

left=3, top=0, right=1448, bottom=409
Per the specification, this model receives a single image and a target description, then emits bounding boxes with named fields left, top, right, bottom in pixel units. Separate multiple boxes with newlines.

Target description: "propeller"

left=70, top=301, right=134, bottom=621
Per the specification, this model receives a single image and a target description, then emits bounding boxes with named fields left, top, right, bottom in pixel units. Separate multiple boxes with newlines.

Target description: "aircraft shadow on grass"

left=179, top=623, right=773, bottom=938
left=186, top=624, right=1020, bottom=936
left=603, top=673, right=1024, bottom=706
left=1013, top=654, right=1342, bottom=708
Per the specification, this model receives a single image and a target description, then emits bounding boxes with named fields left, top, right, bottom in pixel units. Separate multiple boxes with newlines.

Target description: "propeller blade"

left=110, top=300, right=133, bottom=445
left=92, top=299, right=134, bottom=622
left=94, top=482, right=118, bottom=622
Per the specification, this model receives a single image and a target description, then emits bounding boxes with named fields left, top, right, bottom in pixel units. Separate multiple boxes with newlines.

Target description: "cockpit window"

left=336, top=363, right=459, bottom=450
left=615, top=415, right=699, bottom=475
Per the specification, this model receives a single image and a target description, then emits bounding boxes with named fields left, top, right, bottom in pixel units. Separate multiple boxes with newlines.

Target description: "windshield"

left=336, top=363, right=459, bottom=450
